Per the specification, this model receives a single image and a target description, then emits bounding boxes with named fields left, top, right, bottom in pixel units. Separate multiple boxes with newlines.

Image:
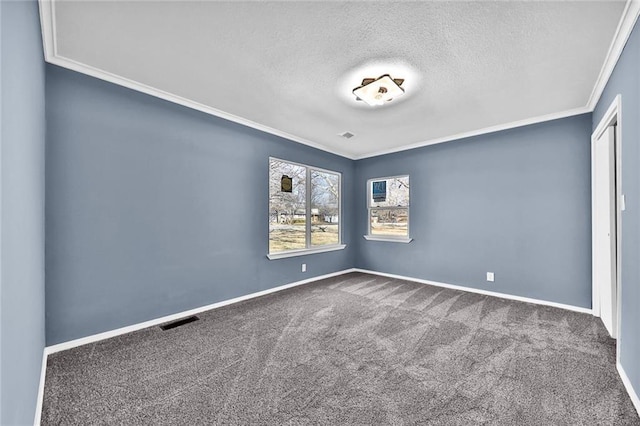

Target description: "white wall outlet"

left=302, top=263, right=307, bottom=272
left=621, top=194, right=626, bottom=211
left=486, top=272, right=495, bottom=282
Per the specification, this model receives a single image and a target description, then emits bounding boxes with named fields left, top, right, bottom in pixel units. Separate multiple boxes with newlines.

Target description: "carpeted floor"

left=42, top=272, right=640, bottom=425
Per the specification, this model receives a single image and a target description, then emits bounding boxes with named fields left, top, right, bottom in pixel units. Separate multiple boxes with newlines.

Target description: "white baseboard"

left=46, top=267, right=591, bottom=356
left=35, top=267, right=618, bottom=424
left=618, top=361, right=640, bottom=417
left=353, top=268, right=592, bottom=314
left=36, top=269, right=353, bottom=423
left=33, top=347, right=47, bottom=426
left=45, top=268, right=356, bottom=355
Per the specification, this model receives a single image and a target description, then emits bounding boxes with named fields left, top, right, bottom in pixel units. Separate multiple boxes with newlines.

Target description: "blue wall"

left=355, top=114, right=593, bottom=308
left=45, top=64, right=596, bottom=344
left=45, top=66, right=356, bottom=345
left=2, top=3, right=635, bottom=421
left=0, top=1, right=47, bottom=424
left=593, top=18, right=640, bottom=404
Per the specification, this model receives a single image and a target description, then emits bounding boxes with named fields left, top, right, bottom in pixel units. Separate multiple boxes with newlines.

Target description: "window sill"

left=267, top=244, right=346, bottom=260
left=363, top=235, right=413, bottom=243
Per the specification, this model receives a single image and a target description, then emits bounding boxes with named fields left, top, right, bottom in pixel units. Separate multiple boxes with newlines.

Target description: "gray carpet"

left=42, top=273, right=639, bottom=425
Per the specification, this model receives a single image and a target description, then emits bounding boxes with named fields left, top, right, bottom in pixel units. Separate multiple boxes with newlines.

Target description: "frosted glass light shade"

left=353, top=75, right=405, bottom=106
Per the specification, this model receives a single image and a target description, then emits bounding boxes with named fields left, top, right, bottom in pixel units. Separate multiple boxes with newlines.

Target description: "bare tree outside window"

left=269, top=159, right=341, bottom=254
left=368, top=176, right=410, bottom=237
left=311, top=170, right=339, bottom=246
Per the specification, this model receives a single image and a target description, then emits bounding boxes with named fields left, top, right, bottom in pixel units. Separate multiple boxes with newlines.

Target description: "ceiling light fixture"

left=353, top=74, right=405, bottom=107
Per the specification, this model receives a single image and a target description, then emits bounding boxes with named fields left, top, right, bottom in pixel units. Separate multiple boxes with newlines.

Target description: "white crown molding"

left=38, top=0, right=638, bottom=161
left=346, top=0, right=640, bottom=162
left=39, top=1, right=354, bottom=159
left=587, top=0, right=640, bottom=110
left=370, top=0, right=640, bottom=165
left=38, top=0, right=55, bottom=60
left=47, top=54, right=357, bottom=159
left=352, top=106, right=591, bottom=160
left=353, top=268, right=592, bottom=314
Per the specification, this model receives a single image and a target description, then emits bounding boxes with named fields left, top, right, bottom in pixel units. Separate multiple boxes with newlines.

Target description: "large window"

left=366, top=175, right=411, bottom=242
left=269, top=158, right=342, bottom=258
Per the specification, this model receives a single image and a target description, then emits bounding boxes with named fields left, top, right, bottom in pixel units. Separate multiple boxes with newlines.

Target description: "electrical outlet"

left=486, top=272, right=494, bottom=282
left=302, top=263, right=307, bottom=272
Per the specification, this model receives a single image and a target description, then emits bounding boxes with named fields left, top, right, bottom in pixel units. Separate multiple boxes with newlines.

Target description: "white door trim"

left=591, top=94, right=622, bottom=360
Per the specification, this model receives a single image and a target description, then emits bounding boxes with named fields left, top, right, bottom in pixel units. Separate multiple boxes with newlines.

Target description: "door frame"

left=591, top=94, right=622, bottom=351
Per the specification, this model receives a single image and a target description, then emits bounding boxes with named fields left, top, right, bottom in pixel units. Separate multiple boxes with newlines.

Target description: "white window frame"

left=364, top=175, right=412, bottom=243
left=267, top=157, right=345, bottom=260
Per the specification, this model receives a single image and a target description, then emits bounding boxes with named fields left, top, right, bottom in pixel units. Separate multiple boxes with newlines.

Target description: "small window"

left=366, top=175, right=411, bottom=242
left=269, top=158, right=343, bottom=258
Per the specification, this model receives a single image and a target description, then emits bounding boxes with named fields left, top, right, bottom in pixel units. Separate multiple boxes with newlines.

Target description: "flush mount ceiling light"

left=353, top=74, right=405, bottom=107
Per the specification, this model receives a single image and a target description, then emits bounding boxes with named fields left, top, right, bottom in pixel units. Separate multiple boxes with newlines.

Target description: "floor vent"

left=159, top=315, right=199, bottom=331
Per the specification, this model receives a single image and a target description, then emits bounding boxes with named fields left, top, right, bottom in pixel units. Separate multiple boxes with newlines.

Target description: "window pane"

left=311, top=170, right=340, bottom=246
left=370, top=176, right=409, bottom=208
left=370, top=209, right=408, bottom=236
left=269, top=160, right=306, bottom=253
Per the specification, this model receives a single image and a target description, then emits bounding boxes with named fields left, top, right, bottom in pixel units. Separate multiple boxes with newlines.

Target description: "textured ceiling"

left=51, top=1, right=626, bottom=158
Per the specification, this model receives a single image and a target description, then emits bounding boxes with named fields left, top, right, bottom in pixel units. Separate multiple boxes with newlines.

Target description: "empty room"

left=2, top=0, right=640, bottom=424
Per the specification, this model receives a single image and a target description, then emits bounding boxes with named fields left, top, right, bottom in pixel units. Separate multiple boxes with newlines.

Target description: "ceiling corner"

left=38, top=0, right=56, bottom=61
left=587, top=0, right=640, bottom=110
